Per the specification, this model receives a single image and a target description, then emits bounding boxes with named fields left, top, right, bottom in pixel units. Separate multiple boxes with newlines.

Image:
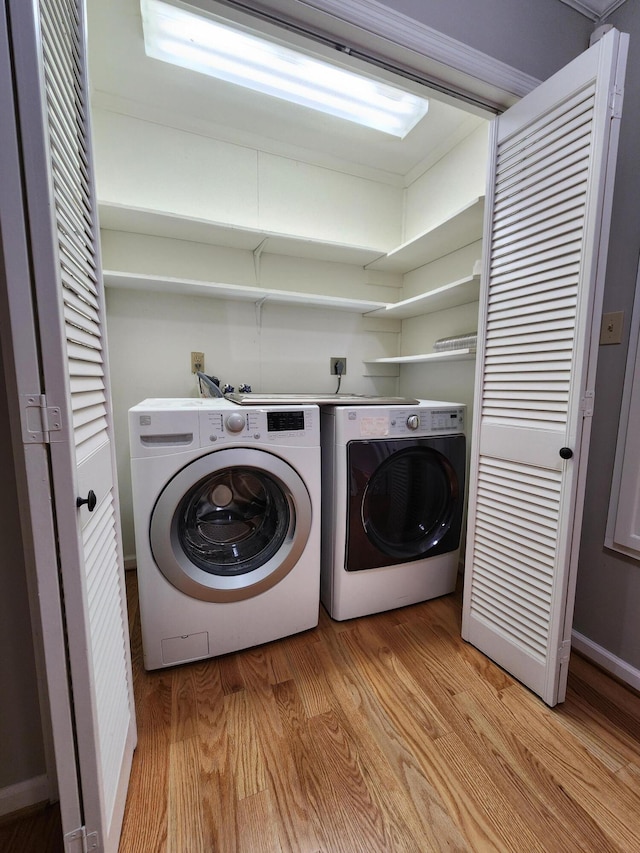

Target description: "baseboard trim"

left=572, top=630, right=640, bottom=692
left=0, top=775, right=50, bottom=818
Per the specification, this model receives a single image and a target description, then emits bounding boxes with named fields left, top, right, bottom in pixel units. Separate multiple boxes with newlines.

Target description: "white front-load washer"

left=129, top=398, right=321, bottom=669
left=320, top=400, right=466, bottom=621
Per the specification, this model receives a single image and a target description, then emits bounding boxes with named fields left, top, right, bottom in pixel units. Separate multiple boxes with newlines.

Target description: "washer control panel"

left=200, top=406, right=319, bottom=446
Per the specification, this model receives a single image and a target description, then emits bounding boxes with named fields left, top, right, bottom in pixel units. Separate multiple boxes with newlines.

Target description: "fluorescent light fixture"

left=140, top=0, right=429, bottom=138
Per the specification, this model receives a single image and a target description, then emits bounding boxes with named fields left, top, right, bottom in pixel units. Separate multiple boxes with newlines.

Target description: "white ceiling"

left=87, top=0, right=627, bottom=181
left=86, top=0, right=487, bottom=183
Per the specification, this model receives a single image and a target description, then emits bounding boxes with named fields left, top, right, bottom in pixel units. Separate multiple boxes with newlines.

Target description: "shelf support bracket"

left=253, top=237, right=269, bottom=283
left=255, top=295, right=267, bottom=328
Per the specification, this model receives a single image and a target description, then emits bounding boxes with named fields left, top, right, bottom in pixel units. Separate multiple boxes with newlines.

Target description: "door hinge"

left=558, top=639, right=572, bottom=666
left=20, top=394, right=62, bottom=444
left=64, top=826, right=99, bottom=853
left=610, top=85, right=623, bottom=119
left=581, top=390, right=595, bottom=417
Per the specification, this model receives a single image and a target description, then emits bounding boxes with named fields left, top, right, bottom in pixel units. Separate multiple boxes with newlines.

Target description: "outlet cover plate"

left=600, top=311, right=624, bottom=345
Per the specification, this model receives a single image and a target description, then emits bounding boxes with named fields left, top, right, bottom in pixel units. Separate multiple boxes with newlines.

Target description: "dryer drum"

left=362, top=447, right=458, bottom=558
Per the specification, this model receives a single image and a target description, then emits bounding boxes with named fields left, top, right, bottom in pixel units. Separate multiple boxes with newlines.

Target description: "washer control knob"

left=225, top=412, right=246, bottom=433
left=406, top=414, right=420, bottom=430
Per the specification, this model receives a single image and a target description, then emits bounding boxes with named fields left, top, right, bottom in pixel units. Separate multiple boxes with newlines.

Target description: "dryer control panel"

left=332, top=403, right=465, bottom=443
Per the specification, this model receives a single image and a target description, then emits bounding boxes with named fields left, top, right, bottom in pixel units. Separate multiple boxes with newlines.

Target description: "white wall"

left=106, top=284, right=401, bottom=559
left=93, top=110, right=404, bottom=251
left=100, top=229, right=402, bottom=301
left=403, top=124, right=489, bottom=241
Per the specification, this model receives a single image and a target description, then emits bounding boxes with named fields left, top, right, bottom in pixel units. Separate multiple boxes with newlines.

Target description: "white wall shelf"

left=98, top=203, right=387, bottom=266
left=365, top=349, right=476, bottom=365
left=365, top=273, right=480, bottom=319
left=364, top=197, right=485, bottom=274
left=103, top=270, right=389, bottom=313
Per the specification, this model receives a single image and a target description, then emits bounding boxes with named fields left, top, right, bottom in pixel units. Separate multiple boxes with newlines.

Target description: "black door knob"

left=76, top=490, right=97, bottom=511
left=559, top=447, right=573, bottom=460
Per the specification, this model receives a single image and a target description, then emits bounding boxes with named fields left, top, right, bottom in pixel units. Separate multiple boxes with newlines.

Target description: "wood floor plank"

left=236, top=790, right=282, bottom=853
left=451, top=685, right=620, bottom=852
left=318, top=617, right=474, bottom=852
left=562, top=656, right=640, bottom=770
left=170, top=664, right=199, bottom=743
left=237, top=654, right=322, bottom=853
left=279, top=629, right=334, bottom=719
left=109, top=584, right=640, bottom=852
left=225, top=689, right=267, bottom=799
left=167, top=738, right=209, bottom=853
left=432, top=730, right=549, bottom=853
left=238, top=640, right=294, bottom=689
left=501, top=683, right=640, bottom=852
left=119, top=582, right=171, bottom=852
left=337, top=619, right=453, bottom=739
left=0, top=805, right=63, bottom=853
left=11, top=580, right=640, bottom=852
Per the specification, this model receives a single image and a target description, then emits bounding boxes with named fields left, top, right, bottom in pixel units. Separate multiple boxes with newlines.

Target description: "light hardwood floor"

left=3, top=574, right=640, bottom=853
left=117, top=573, right=640, bottom=853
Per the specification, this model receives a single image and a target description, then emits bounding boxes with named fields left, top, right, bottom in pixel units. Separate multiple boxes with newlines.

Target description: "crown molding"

left=294, top=0, right=541, bottom=98
left=556, top=0, right=629, bottom=21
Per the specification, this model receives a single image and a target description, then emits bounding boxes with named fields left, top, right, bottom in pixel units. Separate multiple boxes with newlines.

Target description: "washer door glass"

left=151, top=448, right=312, bottom=602
left=179, top=467, right=290, bottom=574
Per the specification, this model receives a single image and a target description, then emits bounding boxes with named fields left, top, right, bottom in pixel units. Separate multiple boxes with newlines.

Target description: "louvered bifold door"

left=462, top=29, right=627, bottom=707
left=9, top=0, right=136, bottom=848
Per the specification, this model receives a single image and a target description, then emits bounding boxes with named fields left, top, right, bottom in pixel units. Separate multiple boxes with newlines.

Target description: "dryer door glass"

left=364, top=447, right=457, bottom=558
left=178, top=468, right=290, bottom=575
left=346, top=435, right=465, bottom=571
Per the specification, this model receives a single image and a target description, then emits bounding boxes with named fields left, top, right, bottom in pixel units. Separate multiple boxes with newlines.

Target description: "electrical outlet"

left=191, top=351, right=205, bottom=373
left=600, top=311, right=624, bottom=345
left=330, top=357, right=347, bottom=375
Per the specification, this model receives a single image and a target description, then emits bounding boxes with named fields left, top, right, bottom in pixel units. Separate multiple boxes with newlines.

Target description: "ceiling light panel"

left=140, top=0, right=429, bottom=138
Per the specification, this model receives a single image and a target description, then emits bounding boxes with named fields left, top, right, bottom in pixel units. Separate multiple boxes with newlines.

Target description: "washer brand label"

left=139, top=415, right=152, bottom=426
left=360, top=416, right=389, bottom=437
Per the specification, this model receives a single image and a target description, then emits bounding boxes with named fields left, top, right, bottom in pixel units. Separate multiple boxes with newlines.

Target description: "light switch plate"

left=600, top=311, right=624, bottom=345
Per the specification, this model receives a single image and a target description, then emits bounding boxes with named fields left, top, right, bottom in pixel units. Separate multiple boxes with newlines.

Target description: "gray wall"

left=573, top=1, right=640, bottom=670
left=0, top=345, right=46, bottom=793
left=375, top=0, right=593, bottom=78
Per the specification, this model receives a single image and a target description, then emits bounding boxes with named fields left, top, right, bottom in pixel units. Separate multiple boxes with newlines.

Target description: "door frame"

left=1, top=0, right=598, bottom=828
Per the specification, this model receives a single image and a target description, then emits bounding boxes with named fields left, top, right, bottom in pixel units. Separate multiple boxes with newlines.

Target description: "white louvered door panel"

left=462, top=29, right=628, bottom=707
left=9, top=0, right=136, bottom=849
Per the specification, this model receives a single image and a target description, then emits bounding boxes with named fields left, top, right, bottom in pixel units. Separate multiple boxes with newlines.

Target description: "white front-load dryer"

left=320, top=400, right=466, bottom=621
left=129, top=398, right=321, bottom=669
